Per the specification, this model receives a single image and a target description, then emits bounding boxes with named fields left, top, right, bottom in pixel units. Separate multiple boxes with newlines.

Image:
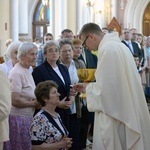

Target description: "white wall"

left=28, top=0, right=39, bottom=39
left=124, top=0, right=149, bottom=34
left=27, top=0, right=149, bottom=41
left=0, top=0, right=10, bottom=55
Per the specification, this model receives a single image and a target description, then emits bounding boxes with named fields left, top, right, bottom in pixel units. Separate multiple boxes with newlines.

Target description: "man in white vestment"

left=0, top=68, right=11, bottom=150
left=75, top=23, right=150, bottom=150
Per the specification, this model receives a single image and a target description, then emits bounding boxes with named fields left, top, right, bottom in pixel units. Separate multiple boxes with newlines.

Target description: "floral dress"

left=30, top=109, right=68, bottom=148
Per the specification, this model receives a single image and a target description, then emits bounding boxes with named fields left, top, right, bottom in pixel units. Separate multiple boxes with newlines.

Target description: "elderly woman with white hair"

left=0, top=41, right=22, bottom=76
left=4, top=42, right=40, bottom=150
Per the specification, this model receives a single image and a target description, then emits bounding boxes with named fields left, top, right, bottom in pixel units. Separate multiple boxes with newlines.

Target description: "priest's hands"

left=73, top=83, right=89, bottom=93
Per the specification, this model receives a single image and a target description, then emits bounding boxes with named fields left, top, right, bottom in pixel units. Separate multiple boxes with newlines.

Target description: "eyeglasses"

left=45, top=38, right=53, bottom=41
left=47, top=48, right=59, bottom=54
left=132, top=33, right=138, bottom=35
left=82, top=35, right=89, bottom=48
left=61, top=49, right=72, bottom=53
left=64, top=36, right=73, bottom=39
left=123, top=32, right=129, bottom=34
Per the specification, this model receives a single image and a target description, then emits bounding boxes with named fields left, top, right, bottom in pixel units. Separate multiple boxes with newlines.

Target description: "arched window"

left=33, top=0, right=50, bottom=43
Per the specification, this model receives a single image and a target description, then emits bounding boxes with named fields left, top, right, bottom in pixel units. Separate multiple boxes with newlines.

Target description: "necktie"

left=128, top=42, right=134, bottom=54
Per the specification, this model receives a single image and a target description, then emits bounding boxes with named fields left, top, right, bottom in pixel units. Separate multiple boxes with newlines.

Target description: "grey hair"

left=59, top=38, right=74, bottom=50
left=5, top=41, right=22, bottom=60
left=43, top=40, right=60, bottom=54
left=17, top=42, right=37, bottom=61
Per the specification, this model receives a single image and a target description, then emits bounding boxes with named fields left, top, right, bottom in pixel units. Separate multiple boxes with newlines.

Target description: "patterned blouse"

left=30, top=109, right=68, bottom=146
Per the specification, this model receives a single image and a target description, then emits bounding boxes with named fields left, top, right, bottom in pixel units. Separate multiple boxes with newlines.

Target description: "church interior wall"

left=124, top=0, right=149, bottom=34
left=0, top=0, right=10, bottom=55
left=28, top=0, right=38, bottom=39
left=0, top=0, right=150, bottom=55
left=67, top=0, right=77, bottom=36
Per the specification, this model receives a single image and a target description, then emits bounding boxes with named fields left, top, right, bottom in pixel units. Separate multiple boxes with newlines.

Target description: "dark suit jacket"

left=122, top=40, right=142, bottom=60
left=78, top=48, right=97, bottom=148
left=78, top=48, right=97, bottom=69
left=32, top=61, right=71, bottom=128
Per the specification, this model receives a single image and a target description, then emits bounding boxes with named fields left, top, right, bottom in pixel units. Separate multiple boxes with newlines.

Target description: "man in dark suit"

left=121, top=28, right=142, bottom=60
left=78, top=48, right=97, bottom=68
left=78, top=48, right=97, bottom=149
left=36, top=33, right=53, bottom=66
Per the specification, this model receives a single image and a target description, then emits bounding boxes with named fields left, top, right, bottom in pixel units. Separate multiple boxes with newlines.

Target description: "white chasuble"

left=86, top=32, right=150, bottom=150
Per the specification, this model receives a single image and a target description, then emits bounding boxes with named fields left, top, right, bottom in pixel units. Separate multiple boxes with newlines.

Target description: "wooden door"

left=32, top=0, right=50, bottom=43
left=143, top=2, right=150, bottom=36
left=33, top=22, right=48, bottom=43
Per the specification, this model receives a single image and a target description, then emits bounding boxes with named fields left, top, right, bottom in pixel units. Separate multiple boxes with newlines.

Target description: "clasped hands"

left=60, top=136, right=72, bottom=149
left=57, top=96, right=74, bottom=109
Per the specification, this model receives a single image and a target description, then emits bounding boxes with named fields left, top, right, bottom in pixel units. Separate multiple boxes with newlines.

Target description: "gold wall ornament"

left=120, top=0, right=124, bottom=10
left=86, top=0, right=95, bottom=7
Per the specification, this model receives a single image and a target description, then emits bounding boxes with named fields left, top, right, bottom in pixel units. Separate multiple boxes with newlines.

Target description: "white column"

left=93, top=0, right=105, bottom=28
left=76, top=0, right=82, bottom=33
left=100, top=0, right=105, bottom=28
left=112, top=0, right=117, bottom=18
left=90, top=7, right=94, bottom=22
left=82, top=1, right=88, bottom=25
left=54, top=0, right=67, bottom=38
left=19, top=0, right=28, bottom=34
left=59, top=0, right=67, bottom=31
left=50, top=0, right=55, bottom=36
left=10, top=0, right=19, bottom=41
left=87, top=6, right=92, bottom=22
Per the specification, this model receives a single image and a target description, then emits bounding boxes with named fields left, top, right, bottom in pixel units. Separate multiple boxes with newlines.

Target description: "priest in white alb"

left=74, top=23, right=150, bottom=150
